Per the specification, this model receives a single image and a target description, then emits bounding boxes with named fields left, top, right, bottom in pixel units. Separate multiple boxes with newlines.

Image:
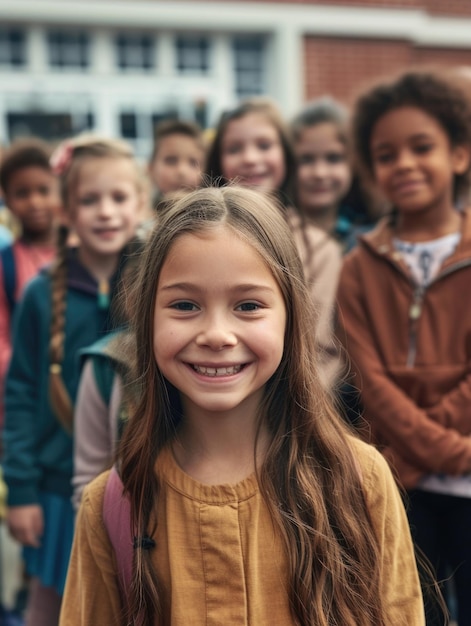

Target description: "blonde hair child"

left=61, top=186, right=424, bottom=626
left=3, top=134, right=144, bottom=625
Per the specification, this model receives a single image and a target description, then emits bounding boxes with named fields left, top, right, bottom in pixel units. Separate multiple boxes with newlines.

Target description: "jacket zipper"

left=394, top=258, right=471, bottom=368
left=407, top=286, right=424, bottom=367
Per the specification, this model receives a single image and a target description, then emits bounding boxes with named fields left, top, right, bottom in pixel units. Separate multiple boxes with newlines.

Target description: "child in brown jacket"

left=337, top=69, right=471, bottom=626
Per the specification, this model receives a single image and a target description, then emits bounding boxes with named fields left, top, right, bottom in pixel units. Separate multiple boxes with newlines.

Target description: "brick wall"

left=304, top=36, right=471, bottom=104
left=208, top=0, right=471, bottom=17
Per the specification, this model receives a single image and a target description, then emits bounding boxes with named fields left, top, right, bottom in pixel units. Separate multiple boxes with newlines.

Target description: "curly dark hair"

left=0, top=137, right=53, bottom=194
left=352, top=69, right=471, bottom=200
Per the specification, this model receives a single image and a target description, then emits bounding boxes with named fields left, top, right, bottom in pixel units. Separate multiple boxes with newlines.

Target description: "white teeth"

left=193, top=365, right=242, bottom=376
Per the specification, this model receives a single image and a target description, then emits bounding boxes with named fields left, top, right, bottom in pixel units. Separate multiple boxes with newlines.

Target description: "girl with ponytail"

left=3, top=134, right=145, bottom=625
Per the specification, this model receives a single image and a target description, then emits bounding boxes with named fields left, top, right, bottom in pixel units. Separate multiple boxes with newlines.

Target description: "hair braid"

left=48, top=224, right=74, bottom=433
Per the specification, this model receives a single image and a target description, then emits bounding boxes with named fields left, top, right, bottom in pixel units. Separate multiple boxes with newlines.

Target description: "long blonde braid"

left=48, top=134, right=144, bottom=432
left=48, top=223, right=74, bottom=433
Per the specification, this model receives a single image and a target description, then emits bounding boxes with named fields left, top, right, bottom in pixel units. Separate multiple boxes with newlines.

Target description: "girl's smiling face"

left=370, top=106, right=469, bottom=217
left=295, top=122, right=351, bottom=216
left=153, top=225, right=286, bottom=423
left=70, top=156, right=142, bottom=266
left=220, top=113, right=286, bottom=192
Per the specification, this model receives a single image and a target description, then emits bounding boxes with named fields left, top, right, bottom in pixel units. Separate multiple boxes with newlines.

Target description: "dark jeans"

left=407, top=489, right=471, bottom=626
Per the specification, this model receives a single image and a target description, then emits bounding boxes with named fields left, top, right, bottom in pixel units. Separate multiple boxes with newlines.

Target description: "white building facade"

left=1, top=0, right=471, bottom=158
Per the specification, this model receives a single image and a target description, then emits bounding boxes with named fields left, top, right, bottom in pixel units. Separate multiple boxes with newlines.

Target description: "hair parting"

left=118, top=186, right=386, bottom=625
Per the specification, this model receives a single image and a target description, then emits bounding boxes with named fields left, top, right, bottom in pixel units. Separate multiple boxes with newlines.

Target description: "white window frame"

left=175, top=35, right=211, bottom=75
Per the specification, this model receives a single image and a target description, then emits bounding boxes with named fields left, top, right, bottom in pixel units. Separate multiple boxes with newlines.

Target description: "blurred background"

left=1, top=0, right=471, bottom=160
left=0, top=1, right=469, bottom=622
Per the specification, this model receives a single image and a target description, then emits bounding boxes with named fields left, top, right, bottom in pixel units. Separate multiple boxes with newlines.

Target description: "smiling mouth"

left=191, top=364, right=244, bottom=377
left=308, top=187, right=333, bottom=193
left=394, top=180, right=423, bottom=192
left=243, top=173, right=268, bottom=183
left=94, top=228, right=120, bottom=235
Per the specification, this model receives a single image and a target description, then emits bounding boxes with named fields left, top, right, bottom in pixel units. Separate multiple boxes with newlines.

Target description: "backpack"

left=103, top=467, right=133, bottom=598
left=79, top=333, right=131, bottom=440
left=1, top=245, right=16, bottom=315
left=103, top=467, right=156, bottom=616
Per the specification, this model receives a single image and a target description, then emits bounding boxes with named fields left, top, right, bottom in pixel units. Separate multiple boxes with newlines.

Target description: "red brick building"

left=214, top=0, right=471, bottom=104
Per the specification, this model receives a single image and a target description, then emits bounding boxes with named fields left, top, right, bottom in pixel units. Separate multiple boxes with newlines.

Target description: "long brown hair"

left=119, top=186, right=385, bottom=625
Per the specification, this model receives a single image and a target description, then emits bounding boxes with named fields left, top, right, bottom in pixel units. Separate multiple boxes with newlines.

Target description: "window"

left=115, top=33, right=155, bottom=71
left=120, top=112, right=138, bottom=140
left=0, top=29, right=26, bottom=66
left=7, top=111, right=94, bottom=142
left=175, top=36, right=210, bottom=74
left=47, top=31, right=90, bottom=69
left=233, top=36, right=265, bottom=97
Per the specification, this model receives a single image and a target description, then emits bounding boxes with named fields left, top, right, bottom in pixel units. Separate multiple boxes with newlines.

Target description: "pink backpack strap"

left=103, top=466, right=133, bottom=597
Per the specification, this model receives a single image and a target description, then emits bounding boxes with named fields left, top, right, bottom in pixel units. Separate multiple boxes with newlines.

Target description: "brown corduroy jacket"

left=337, top=209, right=471, bottom=489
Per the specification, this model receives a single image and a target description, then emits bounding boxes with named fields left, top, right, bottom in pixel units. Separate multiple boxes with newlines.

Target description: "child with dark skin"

left=0, top=138, right=60, bottom=425
left=338, top=69, right=471, bottom=625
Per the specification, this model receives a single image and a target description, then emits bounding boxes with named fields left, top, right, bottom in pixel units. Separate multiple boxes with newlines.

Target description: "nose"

left=396, top=149, right=415, bottom=170
left=97, top=197, right=115, bottom=218
left=177, top=161, right=193, bottom=181
left=195, top=313, right=237, bottom=350
left=27, top=190, right=46, bottom=210
left=241, top=145, right=259, bottom=164
left=311, top=159, right=330, bottom=178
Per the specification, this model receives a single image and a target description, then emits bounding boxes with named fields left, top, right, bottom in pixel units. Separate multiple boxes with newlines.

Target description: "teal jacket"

left=3, top=249, right=126, bottom=506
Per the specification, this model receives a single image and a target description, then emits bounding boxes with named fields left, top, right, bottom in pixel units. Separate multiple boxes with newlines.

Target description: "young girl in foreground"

left=61, top=186, right=424, bottom=626
left=3, top=135, right=144, bottom=625
left=206, top=98, right=342, bottom=388
left=337, top=69, right=471, bottom=625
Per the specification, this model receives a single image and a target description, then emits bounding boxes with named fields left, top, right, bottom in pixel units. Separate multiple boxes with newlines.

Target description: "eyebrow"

left=160, top=282, right=277, bottom=294
left=372, top=132, right=433, bottom=151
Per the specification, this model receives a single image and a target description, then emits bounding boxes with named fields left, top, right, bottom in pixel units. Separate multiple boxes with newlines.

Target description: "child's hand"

left=7, top=504, right=43, bottom=547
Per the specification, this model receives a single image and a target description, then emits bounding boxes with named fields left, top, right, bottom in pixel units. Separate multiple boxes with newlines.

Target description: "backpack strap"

left=92, top=353, right=115, bottom=407
left=103, top=466, right=133, bottom=597
left=78, top=333, right=120, bottom=407
left=1, top=245, right=16, bottom=315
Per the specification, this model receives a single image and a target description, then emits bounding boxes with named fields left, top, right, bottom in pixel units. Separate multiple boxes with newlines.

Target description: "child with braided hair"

left=2, top=135, right=145, bottom=625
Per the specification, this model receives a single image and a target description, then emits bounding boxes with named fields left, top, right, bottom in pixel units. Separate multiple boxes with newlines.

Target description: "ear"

left=452, top=145, right=471, bottom=175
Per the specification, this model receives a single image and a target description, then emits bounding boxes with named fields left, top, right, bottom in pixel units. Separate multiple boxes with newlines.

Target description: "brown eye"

left=326, top=152, right=346, bottom=164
